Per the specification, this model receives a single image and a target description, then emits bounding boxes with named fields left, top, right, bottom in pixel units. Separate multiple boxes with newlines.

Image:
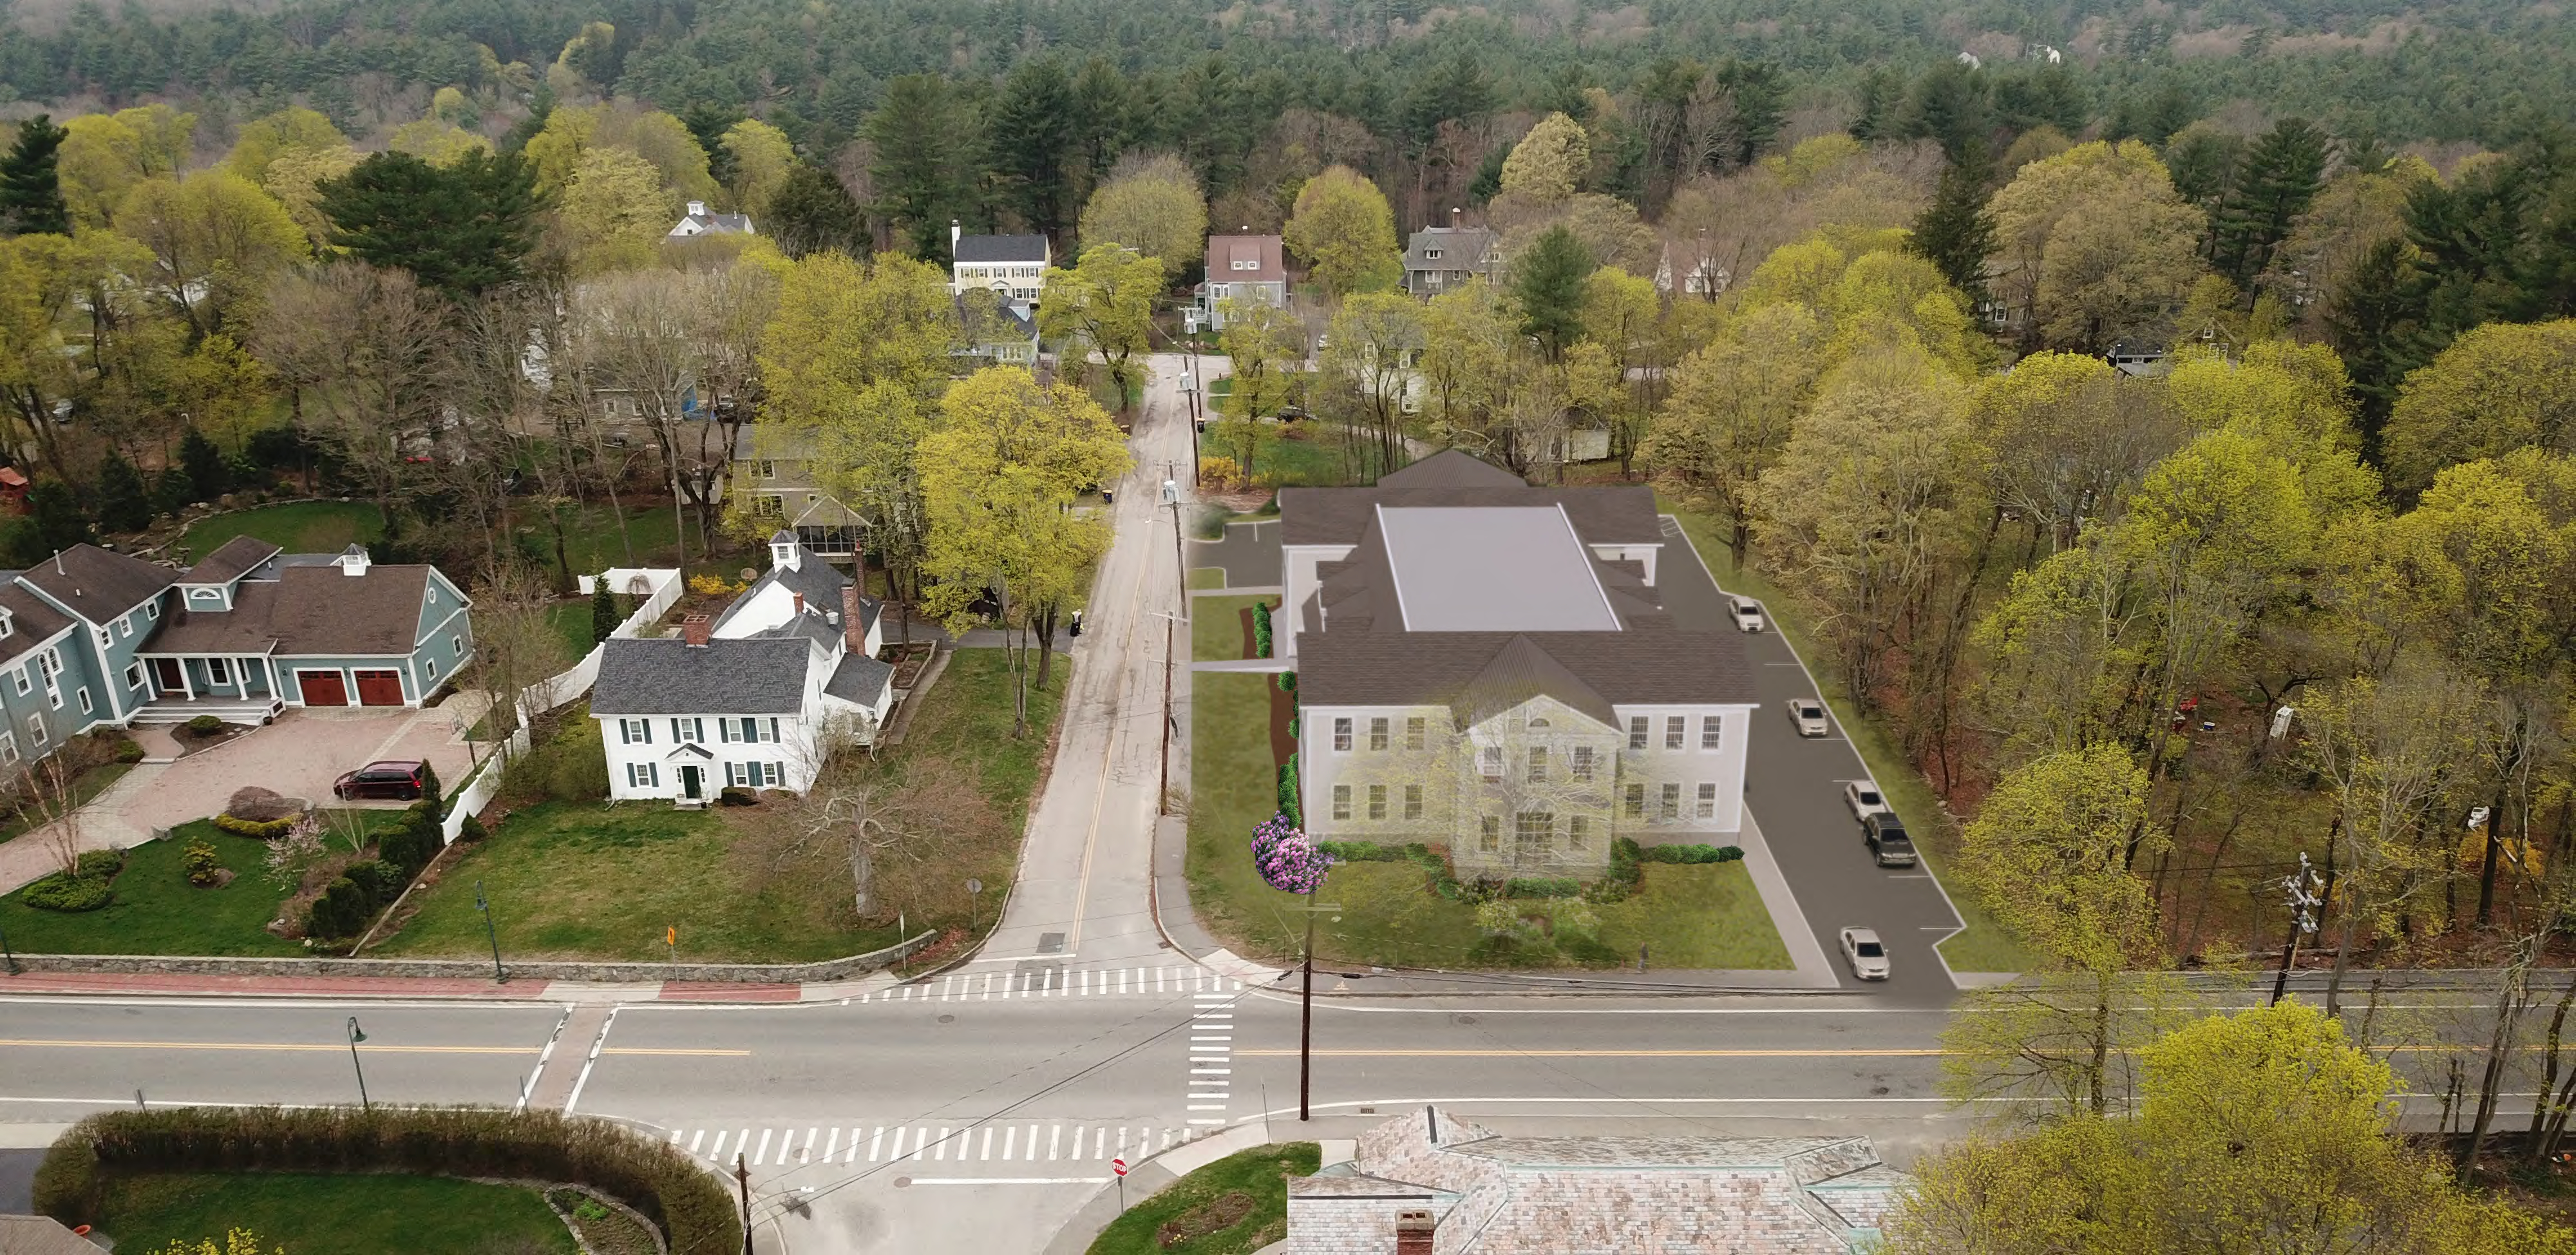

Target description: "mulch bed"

left=1268, top=680, right=1296, bottom=769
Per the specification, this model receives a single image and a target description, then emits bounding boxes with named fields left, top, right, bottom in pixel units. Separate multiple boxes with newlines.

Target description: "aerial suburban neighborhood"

left=1, top=3, right=2573, bottom=1253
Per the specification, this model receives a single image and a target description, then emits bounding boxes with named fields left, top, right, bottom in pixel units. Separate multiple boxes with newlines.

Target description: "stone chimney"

left=1396, top=1211, right=1435, bottom=1255
left=681, top=613, right=712, bottom=648
left=840, top=584, right=866, bottom=654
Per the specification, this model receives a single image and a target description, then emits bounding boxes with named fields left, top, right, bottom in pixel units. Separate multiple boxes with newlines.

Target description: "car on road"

left=1788, top=698, right=1830, bottom=737
left=1731, top=597, right=1765, bottom=633
left=334, top=760, right=428, bottom=801
left=1862, top=812, right=1918, bottom=867
left=1842, top=781, right=1891, bottom=822
left=1841, top=927, right=1890, bottom=981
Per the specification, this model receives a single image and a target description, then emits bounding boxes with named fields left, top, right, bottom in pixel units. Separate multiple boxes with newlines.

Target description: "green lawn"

left=1659, top=497, right=2039, bottom=975
left=1183, top=673, right=1790, bottom=970
left=1188, top=567, right=1227, bottom=590
left=0, top=821, right=310, bottom=957
left=518, top=503, right=686, bottom=577
left=1192, top=594, right=1277, bottom=663
left=180, top=501, right=384, bottom=562
left=544, top=600, right=600, bottom=660
left=95, top=1172, right=574, bottom=1254
left=1087, top=1143, right=1319, bottom=1255
left=383, top=649, right=1065, bottom=961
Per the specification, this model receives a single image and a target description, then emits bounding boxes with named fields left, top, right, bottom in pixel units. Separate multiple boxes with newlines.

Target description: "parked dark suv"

left=1863, top=812, right=1918, bottom=868
left=334, top=760, right=427, bottom=800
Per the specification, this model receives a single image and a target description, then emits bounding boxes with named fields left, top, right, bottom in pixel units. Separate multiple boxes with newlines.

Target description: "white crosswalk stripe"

left=857, top=968, right=1242, bottom=1001
left=663, top=1121, right=1210, bottom=1169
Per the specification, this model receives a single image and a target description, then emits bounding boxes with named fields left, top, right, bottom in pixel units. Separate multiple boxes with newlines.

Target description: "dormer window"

left=1232, top=258, right=1258, bottom=271
left=1424, top=248, right=1443, bottom=260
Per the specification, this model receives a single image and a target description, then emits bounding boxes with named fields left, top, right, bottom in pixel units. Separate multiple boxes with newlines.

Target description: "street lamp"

left=346, top=1017, right=372, bottom=1111
left=475, top=881, right=506, bottom=984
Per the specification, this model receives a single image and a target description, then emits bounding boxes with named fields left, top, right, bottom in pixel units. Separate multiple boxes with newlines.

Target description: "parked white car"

left=1789, top=698, right=1830, bottom=737
left=1731, top=597, right=1765, bottom=633
left=1842, top=781, right=1891, bottom=822
left=1841, top=927, right=1890, bottom=981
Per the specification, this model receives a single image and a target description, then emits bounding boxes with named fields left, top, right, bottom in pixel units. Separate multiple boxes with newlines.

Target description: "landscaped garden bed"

left=1084, top=1142, right=1320, bottom=1255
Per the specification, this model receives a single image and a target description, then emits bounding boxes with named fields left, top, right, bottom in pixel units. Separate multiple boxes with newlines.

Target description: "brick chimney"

left=681, top=613, right=712, bottom=647
left=840, top=584, right=866, bottom=653
left=793, top=592, right=805, bottom=617
left=1396, top=1210, right=1435, bottom=1255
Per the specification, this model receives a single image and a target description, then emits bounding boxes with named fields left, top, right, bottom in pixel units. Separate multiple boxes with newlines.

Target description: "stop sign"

left=1112, top=1156, right=1129, bottom=1177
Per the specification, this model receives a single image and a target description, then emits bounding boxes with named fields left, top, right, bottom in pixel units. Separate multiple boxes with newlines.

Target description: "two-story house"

left=1197, top=234, right=1289, bottom=331
left=0, top=541, right=473, bottom=773
left=731, top=424, right=866, bottom=557
left=591, top=533, right=890, bottom=802
left=668, top=200, right=755, bottom=238
left=1401, top=216, right=1501, bottom=297
left=950, top=224, right=1050, bottom=312
left=1281, top=452, right=1753, bottom=878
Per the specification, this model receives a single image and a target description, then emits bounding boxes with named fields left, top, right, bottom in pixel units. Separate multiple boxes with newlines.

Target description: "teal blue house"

left=0, top=539, right=473, bottom=768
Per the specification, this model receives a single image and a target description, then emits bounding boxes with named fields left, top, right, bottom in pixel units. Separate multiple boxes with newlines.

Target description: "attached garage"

left=297, top=670, right=348, bottom=706
left=353, top=669, right=405, bottom=707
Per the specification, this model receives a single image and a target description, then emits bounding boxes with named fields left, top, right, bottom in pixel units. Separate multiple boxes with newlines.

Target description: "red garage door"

left=353, top=670, right=405, bottom=707
left=298, top=671, right=348, bottom=706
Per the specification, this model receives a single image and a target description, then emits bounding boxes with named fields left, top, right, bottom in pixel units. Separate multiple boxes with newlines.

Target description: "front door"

left=298, top=670, right=347, bottom=706
left=150, top=658, right=182, bottom=693
left=679, top=765, right=702, bottom=800
left=352, top=669, right=404, bottom=706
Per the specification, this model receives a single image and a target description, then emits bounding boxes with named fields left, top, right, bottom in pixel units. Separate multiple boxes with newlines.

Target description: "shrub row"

left=213, top=813, right=298, bottom=839
left=303, top=799, right=459, bottom=940
left=33, top=1106, right=742, bottom=1255
left=1505, top=877, right=1584, bottom=899
left=1639, top=843, right=1743, bottom=865
left=1314, top=840, right=1409, bottom=862
left=1276, top=751, right=1301, bottom=829
left=1251, top=600, right=1274, bottom=659
left=23, top=873, right=111, bottom=912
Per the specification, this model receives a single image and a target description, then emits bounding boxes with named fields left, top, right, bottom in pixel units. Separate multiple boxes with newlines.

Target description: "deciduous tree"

left=2382, top=318, right=2576, bottom=497
left=1037, top=244, right=1159, bottom=416
left=1283, top=166, right=1399, bottom=298
left=1077, top=152, right=1205, bottom=282
left=113, top=169, right=307, bottom=336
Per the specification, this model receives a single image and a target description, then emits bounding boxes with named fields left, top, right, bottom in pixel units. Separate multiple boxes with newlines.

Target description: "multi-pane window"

left=1627, top=716, right=1648, bottom=749
left=1527, top=747, right=1548, bottom=782
left=1567, top=817, right=1590, bottom=850
left=1697, top=783, right=1718, bottom=819
left=1333, top=718, right=1353, bottom=751
left=1404, top=785, right=1423, bottom=819
left=1623, top=783, right=1644, bottom=817
left=1479, top=816, right=1502, bottom=852
left=1665, top=716, right=1686, bottom=749
left=1571, top=746, right=1595, bottom=781
left=75, top=688, right=91, bottom=714
left=620, top=718, right=652, bottom=745
left=1405, top=717, right=1426, bottom=750
left=0, top=731, right=16, bottom=764
left=207, top=658, right=231, bottom=685
left=1701, top=716, right=1723, bottom=750
left=672, top=718, right=704, bottom=743
left=626, top=762, right=659, bottom=789
left=1516, top=812, right=1553, bottom=856
left=1370, top=717, right=1389, bottom=751
left=1481, top=746, right=1504, bottom=779
left=1332, top=785, right=1352, bottom=821
left=1660, top=783, right=1682, bottom=819
left=1368, top=785, right=1387, bottom=820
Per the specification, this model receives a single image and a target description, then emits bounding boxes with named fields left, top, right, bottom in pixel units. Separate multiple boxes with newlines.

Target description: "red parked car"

left=334, top=760, right=426, bottom=800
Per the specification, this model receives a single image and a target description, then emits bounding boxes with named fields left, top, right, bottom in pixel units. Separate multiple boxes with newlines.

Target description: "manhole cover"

left=1452, top=1013, right=1478, bottom=1026
left=1871, top=1085, right=1890, bottom=1096
left=893, top=1176, right=913, bottom=1189
left=937, top=1014, right=956, bottom=1024
left=1037, top=932, right=1067, bottom=954
left=1358, top=1106, right=1377, bottom=1115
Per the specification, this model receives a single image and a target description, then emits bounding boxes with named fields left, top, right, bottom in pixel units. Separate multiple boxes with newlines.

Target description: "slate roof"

left=17, top=544, right=175, bottom=620
left=0, top=584, right=75, bottom=666
left=591, top=637, right=812, bottom=715
left=671, top=207, right=754, bottom=235
left=1278, top=455, right=1662, bottom=548
left=1296, top=630, right=1755, bottom=714
left=147, top=564, right=438, bottom=657
left=185, top=535, right=282, bottom=585
left=714, top=544, right=855, bottom=635
left=954, top=234, right=1049, bottom=263
left=824, top=651, right=895, bottom=706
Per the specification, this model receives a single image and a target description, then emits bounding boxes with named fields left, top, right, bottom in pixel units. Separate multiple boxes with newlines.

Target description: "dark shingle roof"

left=591, top=637, right=811, bottom=714
left=17, top=544, right=175, bottom=620
left=824, top=652, right=893, bottom=706
left=1278, top=478, right=1663, bottom=548
left=712, top=547, right=852, bottom=634
left=1295, top=629, right=1754, bottom=715
left=1379, top=450, right=1526, bottom=489
left=147, top=564, right=437, bottom=656
left=185, top=535, right=283, bottom=585
left=0, top=586, right=74, bottom=666
left=954, top=234, right=1048, bottom=263
left=1404, top=225, right=1498, bottom=274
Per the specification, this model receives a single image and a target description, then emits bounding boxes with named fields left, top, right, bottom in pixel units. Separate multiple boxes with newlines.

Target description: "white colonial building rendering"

left=592, top=534, right=891, bottom=802
left=949, top=224, right=1050, bottom=312
left=1282, top=452, right=1755, bottom=878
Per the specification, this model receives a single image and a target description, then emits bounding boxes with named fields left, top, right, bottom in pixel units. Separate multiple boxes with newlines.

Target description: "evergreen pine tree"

left=318, top=149, right=545, bottom=298
left=149, top=470, right=196, bottom=520
left=178, top=426, right=229, bottom=501
left=988, top=57, right=1077, bottom=239
left=1510, top=225, right=1596, bottom=359
left=764, top=164, right=865, bottom=259
left=1910, top=151, right=1998, bottom=299
left=26, top=478, right=94, bottom=553
left=2325, top=236, right=2418, bottom=466
left=591, top=575, right=622, bottom=645
left=0, top=114, right=70, bottom=236
left=2212, top=118, right=2332, bottom=287
left=95, top=456, right=152, bottom=532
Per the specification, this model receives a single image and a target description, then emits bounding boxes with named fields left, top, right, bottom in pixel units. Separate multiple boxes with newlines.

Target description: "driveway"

left=1185, top=517, right=1281, bottom=591
left=0, top=705, right=482, bottom=892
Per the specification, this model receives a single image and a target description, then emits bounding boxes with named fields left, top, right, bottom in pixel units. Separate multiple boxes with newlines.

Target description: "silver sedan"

left=1841, top=927, right=1890, bottom=981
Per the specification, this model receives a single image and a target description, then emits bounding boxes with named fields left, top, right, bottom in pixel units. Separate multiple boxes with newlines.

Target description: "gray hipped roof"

left=591, top=637, right=811, bottom=714
left=955, top=234, right=1048, bottom=263
left=1296, top=630, right=1754, bottom=718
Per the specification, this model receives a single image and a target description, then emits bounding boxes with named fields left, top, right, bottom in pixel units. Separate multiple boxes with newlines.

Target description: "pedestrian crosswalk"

left=665, top=1121, right=1212, bottom=1169
left=854, top=967, right=1247, bottom=1002
left=1186, top=988, right=1237, bottom=1126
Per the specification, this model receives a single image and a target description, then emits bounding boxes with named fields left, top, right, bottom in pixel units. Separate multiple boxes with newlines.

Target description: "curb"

left=1039, top=1122, right=1276, bottom=1255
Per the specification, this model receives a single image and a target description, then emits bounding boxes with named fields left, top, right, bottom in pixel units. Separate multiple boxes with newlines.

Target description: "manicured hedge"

left=34, top=1107, right=741, bottom=1255
left=23, top=872, right=111, bottom=912
left=213, top=814, right=298, bottom=839
left=1251, top=600, right=1274, bottom=658
left=301, top=803, right=446, bottom=939
left=1640, top=843, right=1743, bottom=865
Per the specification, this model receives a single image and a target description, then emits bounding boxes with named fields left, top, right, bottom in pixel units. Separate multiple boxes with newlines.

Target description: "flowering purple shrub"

left=1251, top=812, right=1333, bottom=894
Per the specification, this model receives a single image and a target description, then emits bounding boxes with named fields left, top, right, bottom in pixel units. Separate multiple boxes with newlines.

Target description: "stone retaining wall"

left=3, top=929, right=939, bottom=985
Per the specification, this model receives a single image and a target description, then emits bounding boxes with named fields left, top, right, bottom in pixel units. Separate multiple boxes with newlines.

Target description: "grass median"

left=94, top=1172, right=574, bottom=1254
left=1086, top=1142, right=1320, bottom=1255
left=1191, top=593, right=1277, bottom=663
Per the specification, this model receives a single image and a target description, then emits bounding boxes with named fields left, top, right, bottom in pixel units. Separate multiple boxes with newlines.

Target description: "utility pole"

left=735, top=1154, right=753, bottom=1255
left=2269, top=852, right=2325, bottom=1006
left=1150, top=611, right=1180, bottom=816
left=1162, top=472, right=1186, bottom=617
left=1290, top=901, right=1341, bottom=1121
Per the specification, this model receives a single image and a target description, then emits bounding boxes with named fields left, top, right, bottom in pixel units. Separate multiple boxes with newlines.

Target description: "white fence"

left=441, top=725, right=529, bottom=845
left=519, top=568, right=683, bottom=718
